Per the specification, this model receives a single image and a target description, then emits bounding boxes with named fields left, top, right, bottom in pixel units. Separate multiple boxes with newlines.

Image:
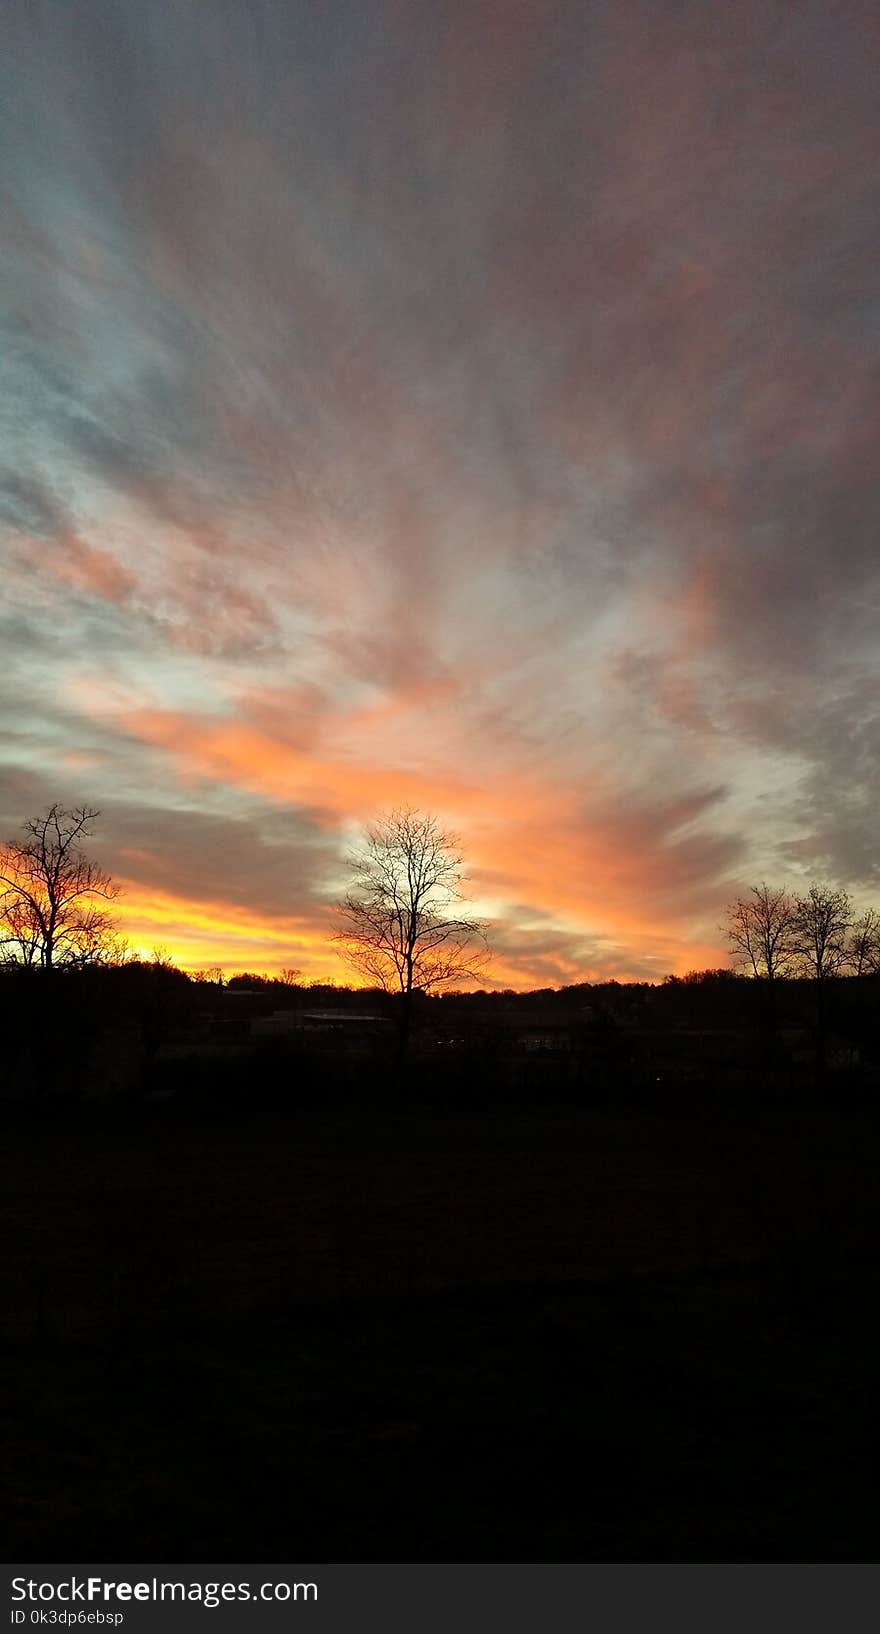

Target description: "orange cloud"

left=114, top=704, right=564, bottom=829
left=116, top=878, right=337, bottom=980
left=13, top=531, right=138, bottom=606
left=115, top=872, right=725, bottom=990
left=100, top=705, right=733, bottom=985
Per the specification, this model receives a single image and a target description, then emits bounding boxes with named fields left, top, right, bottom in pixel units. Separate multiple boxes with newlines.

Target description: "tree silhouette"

left=0, top=805, right=120, bottom=971
left=192, top=966, right=225, bottom=986
left=336, top=807, right=490, bottom=1057
left=793, top=883, right=852, bottom=984
left=723, top=883, right=799, bottom=983
left=793, top=882, right=853, bottom=1070
left=848, top=909, right=880, bottom=977
left=0, top=893, right=43, bottom=968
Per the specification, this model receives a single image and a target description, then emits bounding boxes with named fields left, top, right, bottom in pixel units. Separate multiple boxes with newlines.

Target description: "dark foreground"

left=3, top=1094, right=879, bottom=1560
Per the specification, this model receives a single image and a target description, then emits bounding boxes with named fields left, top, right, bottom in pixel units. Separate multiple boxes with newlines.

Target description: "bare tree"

left=0, top=805, right=120, bottom=971
left=335, top=807, right=490, bottom=1056
left=192, top=966, right=225, bottom=986
left=723, top=883, right=799, bottom=983
left=847, top=908, right=880, bottom=977
left=792, top=882, right=853, bottom=1070
left=0, top=893, right=43, bottom=968
left=793, top=883, right=853, bottom=984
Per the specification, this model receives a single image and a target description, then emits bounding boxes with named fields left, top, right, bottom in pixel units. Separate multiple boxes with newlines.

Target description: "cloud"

left=2, top=0, right=878, bottom=980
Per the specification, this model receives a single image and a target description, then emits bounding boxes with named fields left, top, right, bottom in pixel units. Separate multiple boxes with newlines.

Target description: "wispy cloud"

left=2, top=0, right=878, bottom=983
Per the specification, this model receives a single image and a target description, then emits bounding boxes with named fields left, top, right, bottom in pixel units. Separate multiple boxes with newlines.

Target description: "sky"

left=2, top=0, right=879, bottom=987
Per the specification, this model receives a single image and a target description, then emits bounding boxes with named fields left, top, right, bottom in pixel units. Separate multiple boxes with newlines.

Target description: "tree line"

left=2, top=805, right=878, bottom=1008
left=0, top=805, right=489, bottom=1055
left=724, top=882, right=880, bottom=983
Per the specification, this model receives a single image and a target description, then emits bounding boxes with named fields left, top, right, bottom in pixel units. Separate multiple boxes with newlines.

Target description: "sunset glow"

left=2, top=1, right=878, bottom=987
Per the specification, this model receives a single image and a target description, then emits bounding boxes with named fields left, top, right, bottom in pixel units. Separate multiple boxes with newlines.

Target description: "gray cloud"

left=2, top=0, right=878, bottom=977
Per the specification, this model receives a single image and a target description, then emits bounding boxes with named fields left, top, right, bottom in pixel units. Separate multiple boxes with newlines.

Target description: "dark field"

left=3, top=1095, right=879, bottom=1560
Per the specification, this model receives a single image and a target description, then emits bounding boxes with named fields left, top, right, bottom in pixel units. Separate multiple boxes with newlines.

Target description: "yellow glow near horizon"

left=115, top=879, right=726, bottom=989
left=116, top=880, right=341, bottom=981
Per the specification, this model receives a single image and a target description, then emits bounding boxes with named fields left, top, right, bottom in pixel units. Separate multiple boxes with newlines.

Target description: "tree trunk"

left=815, top=976, right=827, bottom=1082
left=396, top=984, right=413, bottom=1065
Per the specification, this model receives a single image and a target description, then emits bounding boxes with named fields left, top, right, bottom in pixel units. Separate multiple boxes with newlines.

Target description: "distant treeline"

left=2, top=805, right=878, bottom=1107
left=2, top=956, right=878, bottom=1110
